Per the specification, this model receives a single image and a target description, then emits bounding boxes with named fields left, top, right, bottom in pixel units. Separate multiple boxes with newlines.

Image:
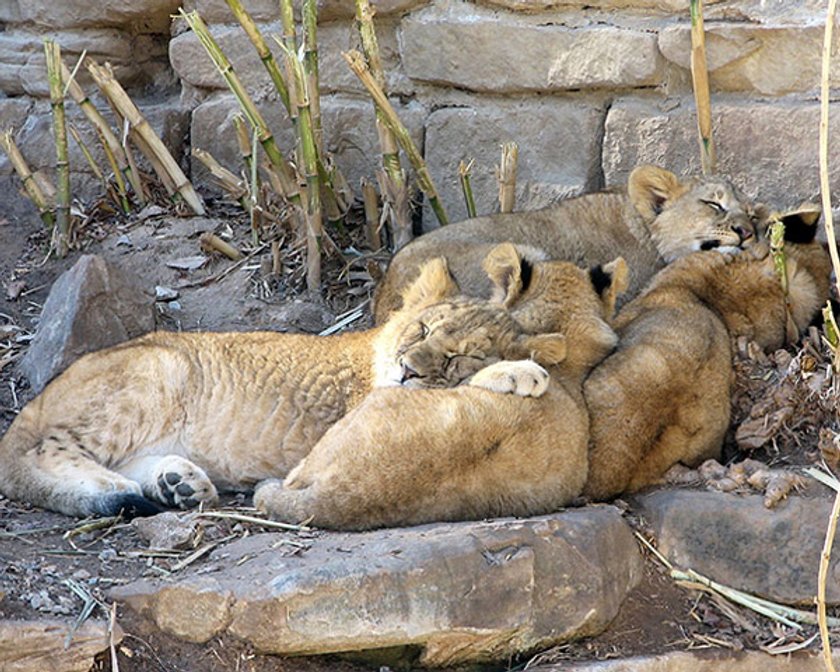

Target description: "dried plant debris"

left=729, top=330, right=839, bottom=464
left=664, top=459, right=806, bottom=508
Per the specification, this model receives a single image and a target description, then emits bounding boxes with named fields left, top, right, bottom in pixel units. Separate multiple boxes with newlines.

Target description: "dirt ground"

left=0, top=197, right=839, bottom=671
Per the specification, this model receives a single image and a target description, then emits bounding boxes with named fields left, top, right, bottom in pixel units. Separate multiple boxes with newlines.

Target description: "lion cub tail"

left=0, top=410, right=161, bottom=518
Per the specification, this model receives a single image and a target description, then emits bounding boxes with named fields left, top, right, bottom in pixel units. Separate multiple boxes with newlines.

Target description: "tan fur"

left=0, top=258, right=545, bottom=517
left=373, top=165, right=762, bottom=322
left=583, top=229, right=831, bottom=500
left=253, top=251, right=627, bottom=530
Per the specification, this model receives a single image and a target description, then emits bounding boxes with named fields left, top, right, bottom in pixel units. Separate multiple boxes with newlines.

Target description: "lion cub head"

left=629, top=164, right=763, bottom=262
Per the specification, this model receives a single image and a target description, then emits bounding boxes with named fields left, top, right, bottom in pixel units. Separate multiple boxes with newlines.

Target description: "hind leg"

left=117, top=455, right=218, bottom=509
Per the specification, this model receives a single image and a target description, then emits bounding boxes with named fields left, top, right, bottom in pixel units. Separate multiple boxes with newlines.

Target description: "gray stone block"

left=602, top=97, right=840, bottom=209
left=112, top=508, right=642, bottom=666
left=20, top=255, right=155, bottom=393
left=425, top=99, right=604, bottom=224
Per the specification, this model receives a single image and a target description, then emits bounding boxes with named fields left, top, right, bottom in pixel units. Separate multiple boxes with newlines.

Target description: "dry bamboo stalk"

left=68, top=124, right=103, bottom=182
left=0, top=130, right=55, bottom=228
left=60, top=60, right=144, bottom=202
left=181, top=10, right=301, bottom=209
left=223, top=0, right=291, bottom=114
left=459, top=159, right=477, bottom=219
left=45, top=40, right=70, bottom=257
left=344, top=49, right=449, bottom=227
left=689, top=0, right=716, bottom=175
left=192, top=147, right=249, bottom=210
left=819, top=0, right=840, bottom=310
left=94, top=124, right=131, bottom=212
left=355, top=0, right=410, bottom=240
left=361, top=178, right=381, bottom=250
left=86, top=60, right=205, bottom=215
left=232, top=114, right=254, bottom=176
left=200, top=232, right=244, bottom=260
left=377, top=169, right=412, bottom=250
left=273, top=34, right=323, bottom=293
left=497, top=142, right=518, bottom=214
left=819, top=489, right=840, bottom=672
left=271, top=240, right=282, bottom=275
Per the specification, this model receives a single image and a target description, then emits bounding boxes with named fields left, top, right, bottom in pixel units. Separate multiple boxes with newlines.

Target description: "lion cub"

left=0, top=251, right=567, bottom=518
left=255, top=246, right=628, bottom=530
left=374, top=164, right=762, bottom=321
left=583, top=207, right=831, bottom=500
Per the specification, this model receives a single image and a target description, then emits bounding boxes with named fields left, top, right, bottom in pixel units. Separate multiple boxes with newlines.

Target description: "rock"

left=633, top=490, right=840, bottom=605
left=401, top=4, right=663, bottom=92
left=425, top=99, right=604, bottom=224
left=0, top=619, right=122, bottom=672
left=659, top=23, right=840, bottom=95
left=262, top=300, right=336, bottom=333
left=531, top=649, right=840, bottom=671
left=477, top=0, right=723, bottom=11
left=112, top=508, right=642, bottom=666
left=602, top=97, right=840, bottom=209
left=190, top=93, right=424, bottom=196
left=19, top=255, right=155, bottom=393
left=183, top=0, right=429, bottom=23
left=170, top=20, right=407, bottom=95
left=133, top=512, right=200, bottom=550
left=4, top=0, right=179, bottom=31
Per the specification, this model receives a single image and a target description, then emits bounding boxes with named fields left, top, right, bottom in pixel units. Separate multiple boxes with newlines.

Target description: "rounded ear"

left=514, top=333, right=567, bottom=366
left=400, top=257, right=459, bottom=311
left=779, top=203, right=821, bottom=244
left=483, top=243, right=529, bottom=307
left=590, top=256, right=628, bottom=318
left=628, top=165, right=689, bottom=221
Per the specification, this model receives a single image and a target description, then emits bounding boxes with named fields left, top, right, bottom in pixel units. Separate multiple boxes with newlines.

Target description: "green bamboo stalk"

left=273, top=35, right=322, bottom=294
left=278, top=0, right=299, bottom=127
left=44, top=40, right=70, bottom=257
left=59, top=60, right=144, bottom=203
left=343, top=49, right=449, bottom=227
left=223, top=0, right=291, bottom=115
left=458, top=159, right=477, bottom=219
left=497, top=142, right=518, bottom=214
left=86, top=60, right=205, bottom=215
left=301, top=0, right=323, bottom=155
left=68, top=124, right=103, bottom=181
left=180, top=10, right=301, bottom=209
left=690, top=0, right=716, bottom=175
left=768, top=219, right=788, bottom=295
left=0, top=130, right=55, bottom=228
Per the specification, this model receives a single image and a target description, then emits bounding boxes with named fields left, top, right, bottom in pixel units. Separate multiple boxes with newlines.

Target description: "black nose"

left=400, top=362, right=420, bottom=384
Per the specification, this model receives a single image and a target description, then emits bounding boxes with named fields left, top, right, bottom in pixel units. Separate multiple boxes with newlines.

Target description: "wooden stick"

left=45, top=40, right=71, bottom=257
left=0, top=130, right=55, bottom=228
left=343, top=49, right=448, bottom=227
left=60, top=60, right=144, bottom=203
left=200, top=232, right=244, bottom=260
left=361, top=178, right=381, bottom=250
left=689, top=0, right=716, bottom=175
left=497, top=142, right=517, bottom=214
left=86, top=60, right=206, bottom=215
left=819, top=489, right=840, bottom=672
left=459, top=159, right=477, bottom=219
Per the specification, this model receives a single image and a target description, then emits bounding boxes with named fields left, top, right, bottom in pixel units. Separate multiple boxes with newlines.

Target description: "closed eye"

left=701, top=199, right=727, bottom=215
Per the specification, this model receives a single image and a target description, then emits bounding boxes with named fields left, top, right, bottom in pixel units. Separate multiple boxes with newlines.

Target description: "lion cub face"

left=392, top=300, right=523, bottom=388
left=629, top=165, right=763, bottom=262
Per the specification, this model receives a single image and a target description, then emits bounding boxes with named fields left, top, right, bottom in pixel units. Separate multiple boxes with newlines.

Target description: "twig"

left=200, top=232, right=244, bottom=261
left=459, top=159, right=477, bottom=219
left=196, top=510, right=311, bottom=532
left=497, top=142, right=518, bottom=214
left=690, top=0, right=716, bottom=174
left=64, top=516, right=121, bottom=540
left=169, top=534, right=237, bottom=572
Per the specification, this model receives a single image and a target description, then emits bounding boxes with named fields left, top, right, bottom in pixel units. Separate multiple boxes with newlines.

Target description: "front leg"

left=467, top=360, right=550, bottom=398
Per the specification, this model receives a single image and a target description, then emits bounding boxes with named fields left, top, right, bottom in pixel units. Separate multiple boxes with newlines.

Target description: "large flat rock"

left=634, top=490, right=840, bottom=606
left=0, top=618, right=121, bottom=672
left=112, top=508, right=643, bottom=666
left=532, top=650, right=840, bottom=671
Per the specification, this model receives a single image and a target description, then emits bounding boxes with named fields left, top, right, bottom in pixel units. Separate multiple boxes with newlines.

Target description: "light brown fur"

left=583, top=212, right=831, bottom=500
left=373, top=165, right=761, bottom=322
left=0, top=257, right=554, bottom=518
left=253, top=250, right=628, bottom=530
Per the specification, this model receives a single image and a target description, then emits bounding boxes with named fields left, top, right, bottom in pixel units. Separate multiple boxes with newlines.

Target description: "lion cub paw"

left=468, top=360, right=550, bottom=398
left=152, top=456, right=218, bottom=509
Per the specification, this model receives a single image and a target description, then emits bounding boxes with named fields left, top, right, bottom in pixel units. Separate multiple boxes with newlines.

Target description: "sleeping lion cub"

left=255, top=209, right=829, bottom=530
left=0, top=246, right=593, bottom=518
left=374, top=164, right=762, bottom=321
left=255, top=247, right=629, bottom=530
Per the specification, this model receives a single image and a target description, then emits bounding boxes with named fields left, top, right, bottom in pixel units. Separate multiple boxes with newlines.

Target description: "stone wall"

left=0, top=0, right=838, bottom=225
